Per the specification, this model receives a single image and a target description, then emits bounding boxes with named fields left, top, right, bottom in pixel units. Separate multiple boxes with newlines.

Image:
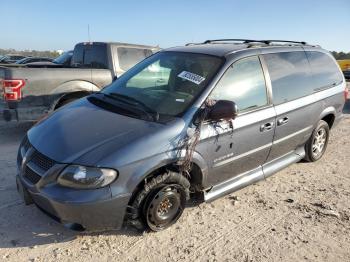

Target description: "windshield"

left=53, top=51, right=73, bottom=64
left=100, top=51, right=223, bottom=119
left=15, top=58, right=29, bottom=64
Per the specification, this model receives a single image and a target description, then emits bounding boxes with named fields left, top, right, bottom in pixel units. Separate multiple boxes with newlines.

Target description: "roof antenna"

left=87, top=24, right=91, bottom=43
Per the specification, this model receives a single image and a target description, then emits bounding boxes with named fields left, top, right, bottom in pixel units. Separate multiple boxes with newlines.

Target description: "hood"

left=28, top=98, right=167, bottom=164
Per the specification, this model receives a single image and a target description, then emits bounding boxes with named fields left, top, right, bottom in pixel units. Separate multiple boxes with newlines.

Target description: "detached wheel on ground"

left=128, top=171, right=190, bottom=231
left=304, top=120, right=330, bottom=162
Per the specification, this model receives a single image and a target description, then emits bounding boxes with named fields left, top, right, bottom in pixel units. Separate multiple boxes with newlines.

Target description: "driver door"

left=198, top=55, right=276, bottom=187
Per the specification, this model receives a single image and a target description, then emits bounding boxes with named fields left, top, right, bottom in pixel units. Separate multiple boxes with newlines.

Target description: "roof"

left=76, top=41, right=160, bottom=49
left=164, top=39, right=322, bottom=57
left=166, top=44, right=248, bottom=57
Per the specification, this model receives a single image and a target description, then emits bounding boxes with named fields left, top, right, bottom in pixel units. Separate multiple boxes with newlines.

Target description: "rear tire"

left=55, top=92, right=90, bottom=109
left=128, top=171, right=190, bottom=231
left=56, top=98, right=76, bottom=108
left=304, top=120, right=330, bottom=162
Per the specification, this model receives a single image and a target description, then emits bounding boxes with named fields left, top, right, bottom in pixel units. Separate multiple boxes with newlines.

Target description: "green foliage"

left=0, top=48, right=59, bottom=58
left=331, top=51, right=350, bottom=60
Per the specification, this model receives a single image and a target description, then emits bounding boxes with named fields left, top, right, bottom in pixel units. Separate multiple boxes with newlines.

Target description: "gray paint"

left=1, top=42, right=160, bottom=121
left=16, top=42, right=346, bottom=230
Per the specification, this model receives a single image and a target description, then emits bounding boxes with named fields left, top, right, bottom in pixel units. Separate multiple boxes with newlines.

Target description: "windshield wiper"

left=101, top=92, right=159, bottom=121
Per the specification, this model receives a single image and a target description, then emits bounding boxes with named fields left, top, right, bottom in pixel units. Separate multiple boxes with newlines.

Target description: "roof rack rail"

left=201, top=39, right=309, bottom=45
left=262, top=40, right=308, bottom=45
left=202, top=39, right=268, bottom=44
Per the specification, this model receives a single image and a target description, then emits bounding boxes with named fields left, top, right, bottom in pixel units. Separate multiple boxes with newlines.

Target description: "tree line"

left=0, top=48, right=60, bottom=58
left=331, top=51, right=350, bottom=60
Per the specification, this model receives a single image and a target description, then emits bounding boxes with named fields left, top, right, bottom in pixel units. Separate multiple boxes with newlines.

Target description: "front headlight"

left=57, top=165, right=118, bottom=189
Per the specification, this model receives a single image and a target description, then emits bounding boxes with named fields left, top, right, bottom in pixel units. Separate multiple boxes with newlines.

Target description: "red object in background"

left=2, top=79, right=26, bottom=101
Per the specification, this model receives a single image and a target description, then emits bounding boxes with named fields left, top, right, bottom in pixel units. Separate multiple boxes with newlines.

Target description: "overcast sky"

left=1, top=0, right=349, bottom=52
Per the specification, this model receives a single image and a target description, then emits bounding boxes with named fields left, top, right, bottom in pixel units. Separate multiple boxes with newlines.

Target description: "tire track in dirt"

left=187, top=211, right=288, bottom=260
left=0, top=200, right=22, bottom=210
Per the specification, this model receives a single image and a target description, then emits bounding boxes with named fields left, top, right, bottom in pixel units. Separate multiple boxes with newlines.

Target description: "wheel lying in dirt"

left=128, top=171, right=190, bottom=231
left=304, top=120, right=330, bottom=162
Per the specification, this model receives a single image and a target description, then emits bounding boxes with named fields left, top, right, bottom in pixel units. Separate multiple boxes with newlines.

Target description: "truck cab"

left=1, top=42, right=160, bottom=122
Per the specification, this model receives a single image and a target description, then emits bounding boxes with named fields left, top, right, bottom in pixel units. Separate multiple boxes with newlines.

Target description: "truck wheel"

left=304, top=120, right=330, bottom=162
left=55, top=92, right=90, bottom=109
left=56, top=98, right=76, bottom=108
left=128, top=171, right=190, bottom=231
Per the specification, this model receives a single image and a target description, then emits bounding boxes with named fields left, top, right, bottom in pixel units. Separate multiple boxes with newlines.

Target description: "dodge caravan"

left=16, top=39, right=346, bottom=232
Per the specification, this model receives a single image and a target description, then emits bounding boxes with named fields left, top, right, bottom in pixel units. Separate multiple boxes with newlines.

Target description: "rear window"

left=305, top=51, right=343, bottom=90
left=118, top=47, right=153, bottom=71
left=264, top=51, right=314, bottom=104
left=71, top=45, right=84, bottom=66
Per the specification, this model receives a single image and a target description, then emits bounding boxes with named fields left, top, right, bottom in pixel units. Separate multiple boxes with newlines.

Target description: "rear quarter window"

left=118, top=47, right=153, bottom=71
left=71, top=44, right=108, bottom=69
left=305, top=51, right=343, bottom=90
left=83, top=44, right=108, bottom=69
left=264, top=51, right=314, bottom=104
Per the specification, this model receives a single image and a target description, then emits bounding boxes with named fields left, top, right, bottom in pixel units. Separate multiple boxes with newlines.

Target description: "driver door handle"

left=260, top=122, right=274, bottom=132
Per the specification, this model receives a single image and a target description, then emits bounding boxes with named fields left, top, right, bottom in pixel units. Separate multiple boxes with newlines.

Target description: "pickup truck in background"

left=0, top=42, right=160, bottom=121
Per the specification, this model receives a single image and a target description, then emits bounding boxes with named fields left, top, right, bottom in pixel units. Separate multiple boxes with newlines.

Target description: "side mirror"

left=207, top=100, right=238, bottom=121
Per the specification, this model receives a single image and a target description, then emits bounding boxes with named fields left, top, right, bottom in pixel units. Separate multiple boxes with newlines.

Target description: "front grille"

left=18, top=136, right=57, bottom=185
left=24, top=166, right=42, bottom=184
left=30, top=149, right=56, bottom=172
left=22, top=136, right=30, bottom=152
left=18, top=135, right=30, bottom=167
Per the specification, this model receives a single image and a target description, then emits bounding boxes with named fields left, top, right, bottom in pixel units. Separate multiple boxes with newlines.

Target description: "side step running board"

left=204, top=147, right=305, bottom=202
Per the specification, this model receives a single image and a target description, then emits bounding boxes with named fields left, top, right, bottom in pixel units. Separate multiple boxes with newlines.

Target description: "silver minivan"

left=16, top=39, right=346, bottom=232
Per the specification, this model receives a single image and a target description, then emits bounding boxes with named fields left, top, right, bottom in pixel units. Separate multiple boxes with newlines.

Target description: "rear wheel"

left=55, top=92, right=90, bottom=109
left=304, top=120, right=330, bottom=162
left=56, top=97, right=76, bottom=108
left=128, top=171, right=190, bottom=231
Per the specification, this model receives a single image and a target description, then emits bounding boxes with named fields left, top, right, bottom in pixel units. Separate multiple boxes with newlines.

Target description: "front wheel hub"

left=144, top=184, right=185, bottom=231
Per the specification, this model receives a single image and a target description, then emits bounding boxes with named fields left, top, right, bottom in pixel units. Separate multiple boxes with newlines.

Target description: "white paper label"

left=176, top=98, right=185, bottom=102
left=177, top=71, right=205, bottom=85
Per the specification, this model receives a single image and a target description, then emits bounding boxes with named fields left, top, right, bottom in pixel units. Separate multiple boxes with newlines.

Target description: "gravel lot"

left=0, top=92, right=350, bottom=261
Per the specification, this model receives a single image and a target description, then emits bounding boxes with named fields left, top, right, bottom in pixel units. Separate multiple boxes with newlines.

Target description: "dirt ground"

left=0, top=95, right=350, bottom=262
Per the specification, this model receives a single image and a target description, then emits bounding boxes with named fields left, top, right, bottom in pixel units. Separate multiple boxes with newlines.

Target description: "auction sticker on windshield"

left=178, top=71, right=205, bottom=85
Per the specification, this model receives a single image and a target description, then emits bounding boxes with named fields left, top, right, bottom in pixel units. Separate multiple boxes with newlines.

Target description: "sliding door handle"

left=260, top=122, right=274, bottom=132
left=277, top=117, right=289, bottom=126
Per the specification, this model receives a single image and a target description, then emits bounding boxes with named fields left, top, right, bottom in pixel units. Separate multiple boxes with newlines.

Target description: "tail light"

left=2, top=79, right=26, bottom=101
left=345, top=86, right=349, bottom=101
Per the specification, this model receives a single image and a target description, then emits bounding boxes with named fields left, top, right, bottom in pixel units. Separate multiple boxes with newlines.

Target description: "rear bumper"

left=1, top=106, right=48, bottom=122
left=16, top=175, right=131, bottom=231
left=2, top=108, right=18, bottom=121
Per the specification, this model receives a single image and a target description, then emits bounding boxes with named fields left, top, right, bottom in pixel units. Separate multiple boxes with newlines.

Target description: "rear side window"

left=264, top=51, right=314, bottom=104
left=71, top=44, right=108, bottom=69
left=118, top=47, right=153, bottom=71
left=83, top=44, right=108, bottom=69
left=305, top=51, right=343, bottom=90
left=210, top=56, right=268, bottom=112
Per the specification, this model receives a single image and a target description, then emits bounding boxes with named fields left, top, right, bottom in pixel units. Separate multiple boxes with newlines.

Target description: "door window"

left=209, top=56, right=268, bottom=112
